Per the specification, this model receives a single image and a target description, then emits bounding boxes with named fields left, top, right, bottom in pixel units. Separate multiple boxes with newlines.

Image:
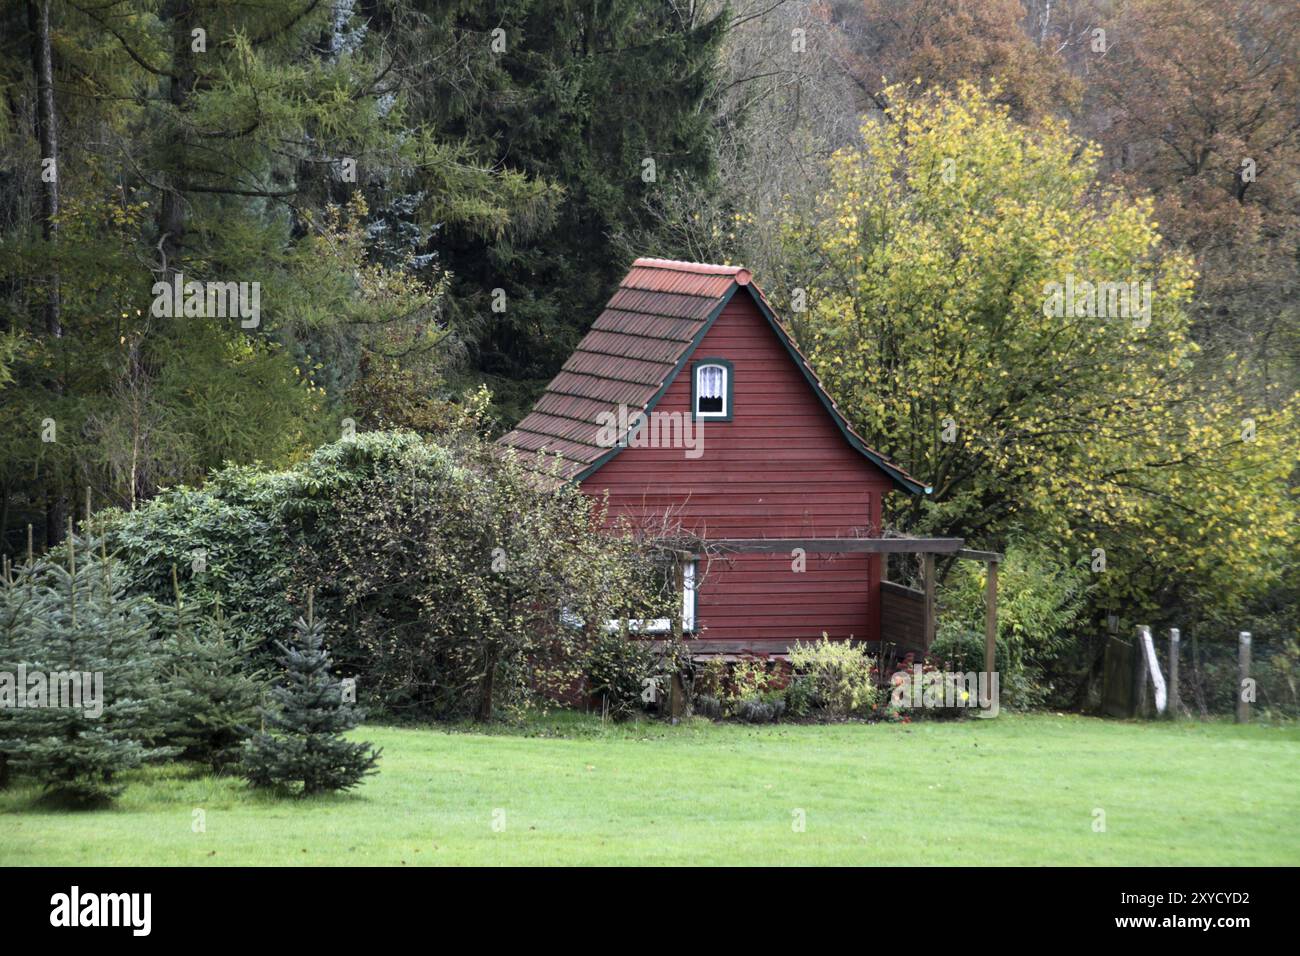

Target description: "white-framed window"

left=695, top=363, right=728, bottom=418
left=594, top=559, right=697, bottom=635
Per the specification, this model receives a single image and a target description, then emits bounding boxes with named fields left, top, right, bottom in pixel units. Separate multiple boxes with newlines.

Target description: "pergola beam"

left=923, top=552, right=937, bottom=650
left=711, top=537, right=965, bottom=554
left=958, top=547, right=1005, bottom=563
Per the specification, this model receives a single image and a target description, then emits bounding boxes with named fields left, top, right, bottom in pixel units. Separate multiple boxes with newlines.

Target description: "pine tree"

left=0, top=529, right=172, bottom=804
left=157, top=585, right=267, bottom=774
left=241, top=601, right=379, bottom=796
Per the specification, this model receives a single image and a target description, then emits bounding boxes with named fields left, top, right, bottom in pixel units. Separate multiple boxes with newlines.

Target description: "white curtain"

left=698, top=365, right=724, bottom=398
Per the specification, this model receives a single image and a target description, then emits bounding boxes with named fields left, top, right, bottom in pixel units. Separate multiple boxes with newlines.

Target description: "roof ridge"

left=632, top=257, right=751, bottom=282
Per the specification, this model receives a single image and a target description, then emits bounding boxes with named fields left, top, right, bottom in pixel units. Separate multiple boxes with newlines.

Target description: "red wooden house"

left=500, top=258, right=937, bottom=657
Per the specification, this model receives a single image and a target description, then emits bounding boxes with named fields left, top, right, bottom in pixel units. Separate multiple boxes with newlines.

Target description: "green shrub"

left=1257, top=638, right=1300, bottom=718
left=693, top=694, right=722, bottom=719
left=155, top=597, right=267, bottom=773
left=886, top=658, right=980, bottom=721
left=689, top=657, right=799, bottom=721
left=735, top=691, right=786, bottom=723
left=692, top=657, right=727, bottom=701
left=784, top=674, right=815, bottom=718
left=584, top=627, right=659, bottom=720
left=296, top=435, right=677, bottom=720
left=787, top=636, right=879, bottom=718
left=98, top=431, right=436, bottom=655
left=100, top=429, right=678, bottom=721
left=724, top=657, right=781, bottom=706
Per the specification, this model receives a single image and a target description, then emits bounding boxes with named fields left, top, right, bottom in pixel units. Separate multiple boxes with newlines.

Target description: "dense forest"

left=1, top=1, right=1296, bottom=700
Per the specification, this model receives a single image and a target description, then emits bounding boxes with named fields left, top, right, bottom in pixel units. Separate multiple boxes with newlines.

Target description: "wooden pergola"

left=690, top=537, right=1003, bottom=682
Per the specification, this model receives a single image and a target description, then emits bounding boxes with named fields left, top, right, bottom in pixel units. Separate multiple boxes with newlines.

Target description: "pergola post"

left=922, top=552, right=936, bottom=652
left=984, top=559, right=998, bottom=690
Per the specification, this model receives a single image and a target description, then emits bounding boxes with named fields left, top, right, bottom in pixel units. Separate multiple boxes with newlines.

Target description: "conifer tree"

left=386, top=0, right=729, bottom=410
left=0, top=528, right=172, bottom=803
left=156, top=580, right=266, bottom=774
left=0, top=551, right=43, bottom=789
left=241, top=599, right=379, bottom=796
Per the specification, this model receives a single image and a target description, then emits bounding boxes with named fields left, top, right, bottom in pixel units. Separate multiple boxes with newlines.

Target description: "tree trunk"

left=158, top=2, right=196, bottom=268
left=476, top=646, right=499, bottom=722
left=28, top=0, right=60, bottom=339
left=28, top=0, right=65, bottom=547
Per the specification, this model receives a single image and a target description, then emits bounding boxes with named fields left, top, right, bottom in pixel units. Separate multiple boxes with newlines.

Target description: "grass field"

left=3, top=713, right=1297, bottom=866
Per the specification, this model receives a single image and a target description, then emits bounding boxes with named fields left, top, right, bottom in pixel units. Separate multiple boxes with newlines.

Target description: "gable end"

left=500, top=258, right=928, bottom=496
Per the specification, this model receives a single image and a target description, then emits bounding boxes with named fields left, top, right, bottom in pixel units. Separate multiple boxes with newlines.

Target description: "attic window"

left=692, top=359, right=732, bottom=421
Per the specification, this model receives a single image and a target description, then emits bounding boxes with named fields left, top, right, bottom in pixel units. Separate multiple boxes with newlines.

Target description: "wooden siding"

left=880, top=581, right=927, bottom=655
left=581, top=293, right=894, bottom=646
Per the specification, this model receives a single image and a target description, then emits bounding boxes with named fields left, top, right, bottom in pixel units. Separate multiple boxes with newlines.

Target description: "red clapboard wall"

left=579, top=291, right=893, bottom=646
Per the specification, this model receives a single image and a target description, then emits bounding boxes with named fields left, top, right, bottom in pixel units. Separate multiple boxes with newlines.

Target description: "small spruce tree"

left=241, top=599, right=379, bottom=795
left=0, top=551, right=42, bottom=790
left=157, top=582, right=267, bottom=774
left=0, top=528, right=172, bottom=804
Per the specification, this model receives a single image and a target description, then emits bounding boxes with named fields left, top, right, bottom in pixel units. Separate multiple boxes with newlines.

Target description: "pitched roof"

left=498, top=257, right=928, bottom=494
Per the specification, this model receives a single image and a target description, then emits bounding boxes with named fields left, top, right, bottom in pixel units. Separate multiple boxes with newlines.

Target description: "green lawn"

left=3, top=713, right=1298, bottom=865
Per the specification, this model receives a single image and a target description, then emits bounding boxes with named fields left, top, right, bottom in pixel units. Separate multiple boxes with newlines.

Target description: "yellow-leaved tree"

left=799, top=83, right=1296, bottom=622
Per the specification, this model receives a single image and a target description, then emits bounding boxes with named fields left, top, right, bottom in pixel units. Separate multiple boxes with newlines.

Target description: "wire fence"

left=1149, top=631, right=1298, bottom=719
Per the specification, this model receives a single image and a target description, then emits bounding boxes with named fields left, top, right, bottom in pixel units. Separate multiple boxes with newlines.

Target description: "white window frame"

left=694, top=363, right=729, bottom=419
left=681, top=559, right=696, bottom=632
left=600, top=559, right=697, bottom=635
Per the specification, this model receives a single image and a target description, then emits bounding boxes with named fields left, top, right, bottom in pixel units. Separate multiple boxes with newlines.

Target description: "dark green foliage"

left=934, top=545, right=1089, bottom=709
left=0, top=536, right=173, bottom=804
left=693, top=695, right=723, bottom=720
left=390, top=0, right=729, bottom=413
left=734, top=695, right=786, bottom=723
left=99, top=481, right=296, bottom=656
left=98, top=431, right=437, bottom=653
left=783, top=675, right=815, bottom=719
left=242, top=609, right=380, bottom=796
left=0, top=2, right=552, bottom=552
left=296, top=432, right=677, bottom=720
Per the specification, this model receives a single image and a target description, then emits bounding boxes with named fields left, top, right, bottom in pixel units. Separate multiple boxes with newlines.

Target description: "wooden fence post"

left=1168, top=628, right=1180, bottom=720
left=1133, top=626, right=1150, bottom=717
left=1236, top=631, right=1252, bottom=724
